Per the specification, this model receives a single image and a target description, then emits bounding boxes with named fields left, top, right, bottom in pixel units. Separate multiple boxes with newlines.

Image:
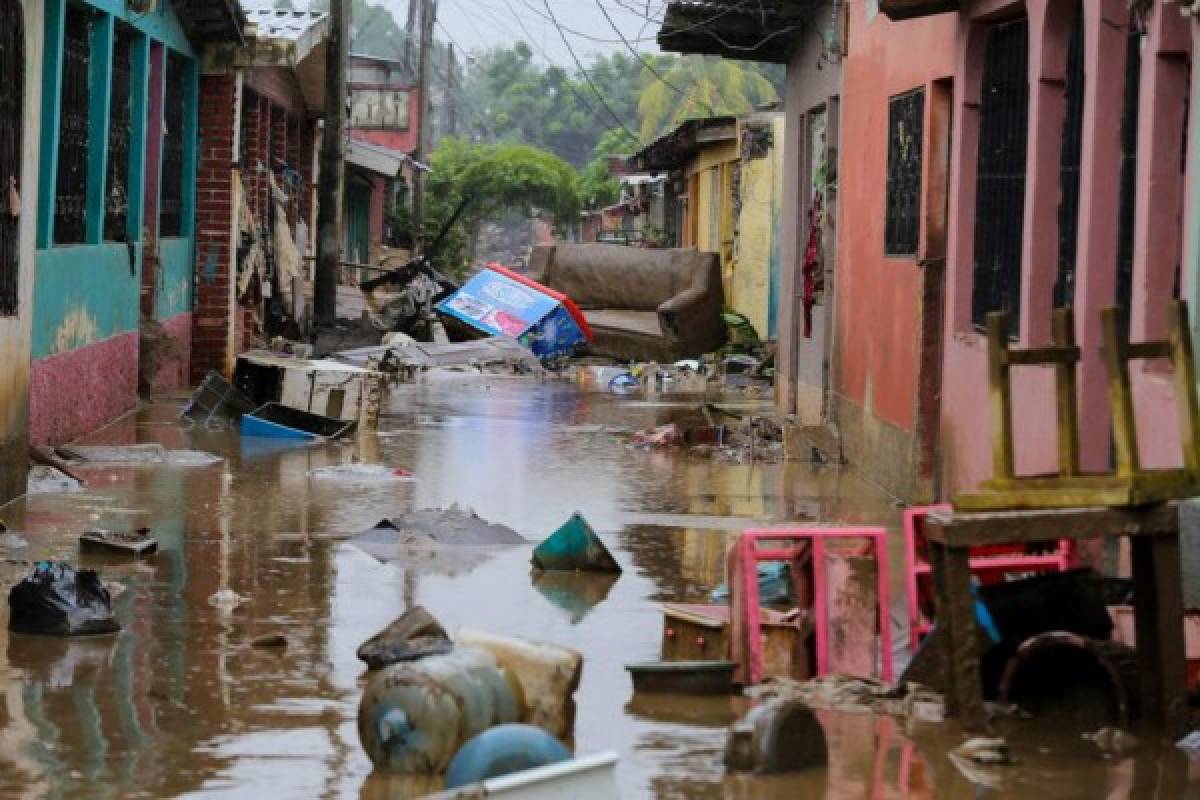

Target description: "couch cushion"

left=583, top=309, right=662, bottom=339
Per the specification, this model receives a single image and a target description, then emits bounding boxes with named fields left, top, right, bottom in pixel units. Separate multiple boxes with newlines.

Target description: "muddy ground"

left=0, top=376, right=1194, bottom=798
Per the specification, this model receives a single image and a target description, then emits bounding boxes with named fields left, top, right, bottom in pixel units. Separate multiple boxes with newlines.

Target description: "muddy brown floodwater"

left=0, top=377, right=1196, bottom=798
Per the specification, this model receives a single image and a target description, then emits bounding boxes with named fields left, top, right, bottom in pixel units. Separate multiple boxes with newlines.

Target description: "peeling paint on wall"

left=52, top=306, right=100, bottom=354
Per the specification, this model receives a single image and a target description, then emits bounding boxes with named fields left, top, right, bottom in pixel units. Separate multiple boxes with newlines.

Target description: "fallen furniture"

left=922, top=503, right=1188, bottom=734
left=730, top=527, right=893, bottom=686
left=527, top=243, right=726, bottom=362
left=233, top=351, right=384, bottom=429
left=240, top=402, right=354, bottom=440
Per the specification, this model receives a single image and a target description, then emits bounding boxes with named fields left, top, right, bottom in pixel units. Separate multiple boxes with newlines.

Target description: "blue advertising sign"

left=437, top=269, right=559, bottom=339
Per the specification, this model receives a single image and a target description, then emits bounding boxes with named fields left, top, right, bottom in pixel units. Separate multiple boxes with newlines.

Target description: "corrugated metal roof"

left=240, top=0, right=327, bottom=41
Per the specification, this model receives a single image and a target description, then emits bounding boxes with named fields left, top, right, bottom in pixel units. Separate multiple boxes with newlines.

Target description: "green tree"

left=577, top=128, right=638, bottom=210
left=638, top=55, right=778, bottom=141
left=424, top=138, right=579, bottom=273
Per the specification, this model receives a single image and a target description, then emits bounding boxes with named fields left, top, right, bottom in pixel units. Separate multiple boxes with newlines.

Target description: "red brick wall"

left=191, top=73, right=238, bottom=381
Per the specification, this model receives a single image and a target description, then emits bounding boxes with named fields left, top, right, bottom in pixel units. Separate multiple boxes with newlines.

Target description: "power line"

left=594, top=0, right=710, bottom=116
left=539, top=0, right=639, bottom=139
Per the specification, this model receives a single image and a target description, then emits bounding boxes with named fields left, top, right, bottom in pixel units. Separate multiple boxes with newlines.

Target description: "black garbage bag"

left=8, top=561, right=120, bottom=636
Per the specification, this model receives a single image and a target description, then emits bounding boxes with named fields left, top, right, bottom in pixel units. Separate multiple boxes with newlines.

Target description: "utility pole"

left=411, top=0, right=436, bottom=253
left=403, top=0, right=418, bottom=79
left=315, top=0, right=350, bottom=326
left=446, top=44, right=457, bottom=138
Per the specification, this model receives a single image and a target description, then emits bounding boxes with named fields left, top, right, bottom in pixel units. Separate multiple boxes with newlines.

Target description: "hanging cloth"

left=802, top=190, right=824, bottom=338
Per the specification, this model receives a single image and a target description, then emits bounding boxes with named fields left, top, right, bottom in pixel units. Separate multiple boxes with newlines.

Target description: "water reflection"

left=0, top=387, right=1191, bottom=798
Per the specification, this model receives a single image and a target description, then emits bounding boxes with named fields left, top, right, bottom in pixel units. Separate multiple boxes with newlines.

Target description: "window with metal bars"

left=1052, top=4, right=1085, bottom=309
left=885, top=88, right=924, bottom=256
left=160, top=52, right=186, bottom=237
left=971, top=17, right=1030, bottom=330
left=1114, top=18, right=1142, bottom=335
left=104, top=24, right=133, bottom=242
left=0, top=0, right=23, bottom=315
left=55, top=8, right=92, bottom=245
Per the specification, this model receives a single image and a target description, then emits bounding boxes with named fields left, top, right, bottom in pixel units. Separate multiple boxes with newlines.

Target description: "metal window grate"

left=1114, top=18, right=1142, bottom=335
left=104, top=24, right=132, bottom=242
left=885, top=89, right=924, bottom=256
left=0, top=0, right=23, bottom=315
left=971, top=17, right=1030, bottom=330
left=55, top=9, right=91, bottom=245
left=1053, top=3, right=1085, bottom=309
left=159, top=52, right=186, bottom=237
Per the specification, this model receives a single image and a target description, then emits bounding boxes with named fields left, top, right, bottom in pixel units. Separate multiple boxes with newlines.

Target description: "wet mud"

left=0, top=381, right=1194, bottom=797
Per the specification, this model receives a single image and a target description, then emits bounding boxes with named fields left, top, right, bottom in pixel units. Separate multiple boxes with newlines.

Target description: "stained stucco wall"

left=775, top=1, right=844, bottom=421
left=0, top=0, right=42, bottom=503
left=733, top=114, right=784, bottom=339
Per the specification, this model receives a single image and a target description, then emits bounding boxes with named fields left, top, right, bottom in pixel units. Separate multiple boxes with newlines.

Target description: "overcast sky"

left=365, top=0, right=663, bottom=66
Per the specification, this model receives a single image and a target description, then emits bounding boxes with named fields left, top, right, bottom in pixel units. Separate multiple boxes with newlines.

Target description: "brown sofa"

left=528, top=244, right=726, bottom=362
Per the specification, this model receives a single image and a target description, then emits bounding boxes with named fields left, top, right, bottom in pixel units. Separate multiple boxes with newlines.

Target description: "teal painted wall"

left=157, top=237, right=194, bottom=320
left=33, top=0, right=201, bottom=365
left=32, top=245, right=140, bottom=360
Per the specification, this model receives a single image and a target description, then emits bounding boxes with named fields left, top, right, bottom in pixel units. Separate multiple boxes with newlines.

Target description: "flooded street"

left=0, top=378, right=1195, bottom=798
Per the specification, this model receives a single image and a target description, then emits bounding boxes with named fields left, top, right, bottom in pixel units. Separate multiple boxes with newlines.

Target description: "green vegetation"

left=423, top=138, right=579, bottom=273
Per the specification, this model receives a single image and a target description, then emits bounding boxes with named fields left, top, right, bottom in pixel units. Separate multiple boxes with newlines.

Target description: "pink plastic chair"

left=734, top=527, right=893, bottom=686
left=903, top=505, right=1075, bottom=651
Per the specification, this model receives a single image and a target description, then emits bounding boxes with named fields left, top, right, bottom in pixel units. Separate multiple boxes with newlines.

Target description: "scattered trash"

left=608, top=373, right=640, bottom=394
left=436, top=264, right=592, bottom=362
left=631, top=423, right=681, bottom=448
left=444, top=724, right=571, bottom=788
left=79, top=528, right=158, bottom=556
left=27, top=464, right=84, bottom=494
left=426, top=751, right=620, bottom=799
left=747, top=675, right=943, bottom=720
left=710, top=562, right=792, bottom=606
left=455, top=627, right=583, bottom=741
left=54, top=444, right=222, bottom=467
left=626, top=660, right=736, bottom=695
left=358, top=647, right=523, bottom=772
left=352, top=507, right=527, bottom=555
left=532, top=513, right=621, bottom=573
left=240, top=402, right=355, bottom=440
left=1082, top=727, right=1139, bottom=758
left=233, top=351, right=385, bottom=429
left=181, top=370, right=257, bottom=429
left=724, top=698, right=827, bottom=774
left=251, top=633, right=289, bottom=649
left=948, top=737, right=1016, bottom=790
left=357, top=606, right=454, bottom=670
left=8, top=562, right=120, bottom=636
left=308, top=464, right=417, bottom=482
left=1177, top=730, right=1200, bottom=757
left=335, top=337, right=543, bottom=378
left=0, top=532, right=29, bottom=549
left=208, top=589, right=247, bottom=612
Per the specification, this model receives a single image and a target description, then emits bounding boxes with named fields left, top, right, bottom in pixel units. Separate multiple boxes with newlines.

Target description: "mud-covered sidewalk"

left=0, top=378, right=1190, bottom=798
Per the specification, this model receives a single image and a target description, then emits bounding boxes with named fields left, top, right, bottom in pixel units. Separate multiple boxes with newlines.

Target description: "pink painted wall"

left=940, top=0, right=1193, bottom=495
left=836, top=6, right=957, bottom=434
left=30, top=332, right=139, bottom=446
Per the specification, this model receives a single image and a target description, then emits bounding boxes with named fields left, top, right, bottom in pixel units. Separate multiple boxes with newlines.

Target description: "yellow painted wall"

left=686, top=140, right=738, bottom=305
left=732, top=115, right=784, bottom=338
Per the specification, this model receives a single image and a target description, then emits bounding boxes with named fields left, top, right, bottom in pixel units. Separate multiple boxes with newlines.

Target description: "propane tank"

left=357, top=647, right=526, bottom=773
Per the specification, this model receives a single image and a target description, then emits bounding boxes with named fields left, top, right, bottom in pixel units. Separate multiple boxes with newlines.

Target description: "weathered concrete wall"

left=775, top=2, right=844, bottom=420
left=0, top=0, right=42, bottom=503
left=733, top=114, right=784, bottom=339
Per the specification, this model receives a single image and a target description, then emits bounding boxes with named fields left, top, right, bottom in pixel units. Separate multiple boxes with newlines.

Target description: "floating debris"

left=208, top=589, right=247, bottom=612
